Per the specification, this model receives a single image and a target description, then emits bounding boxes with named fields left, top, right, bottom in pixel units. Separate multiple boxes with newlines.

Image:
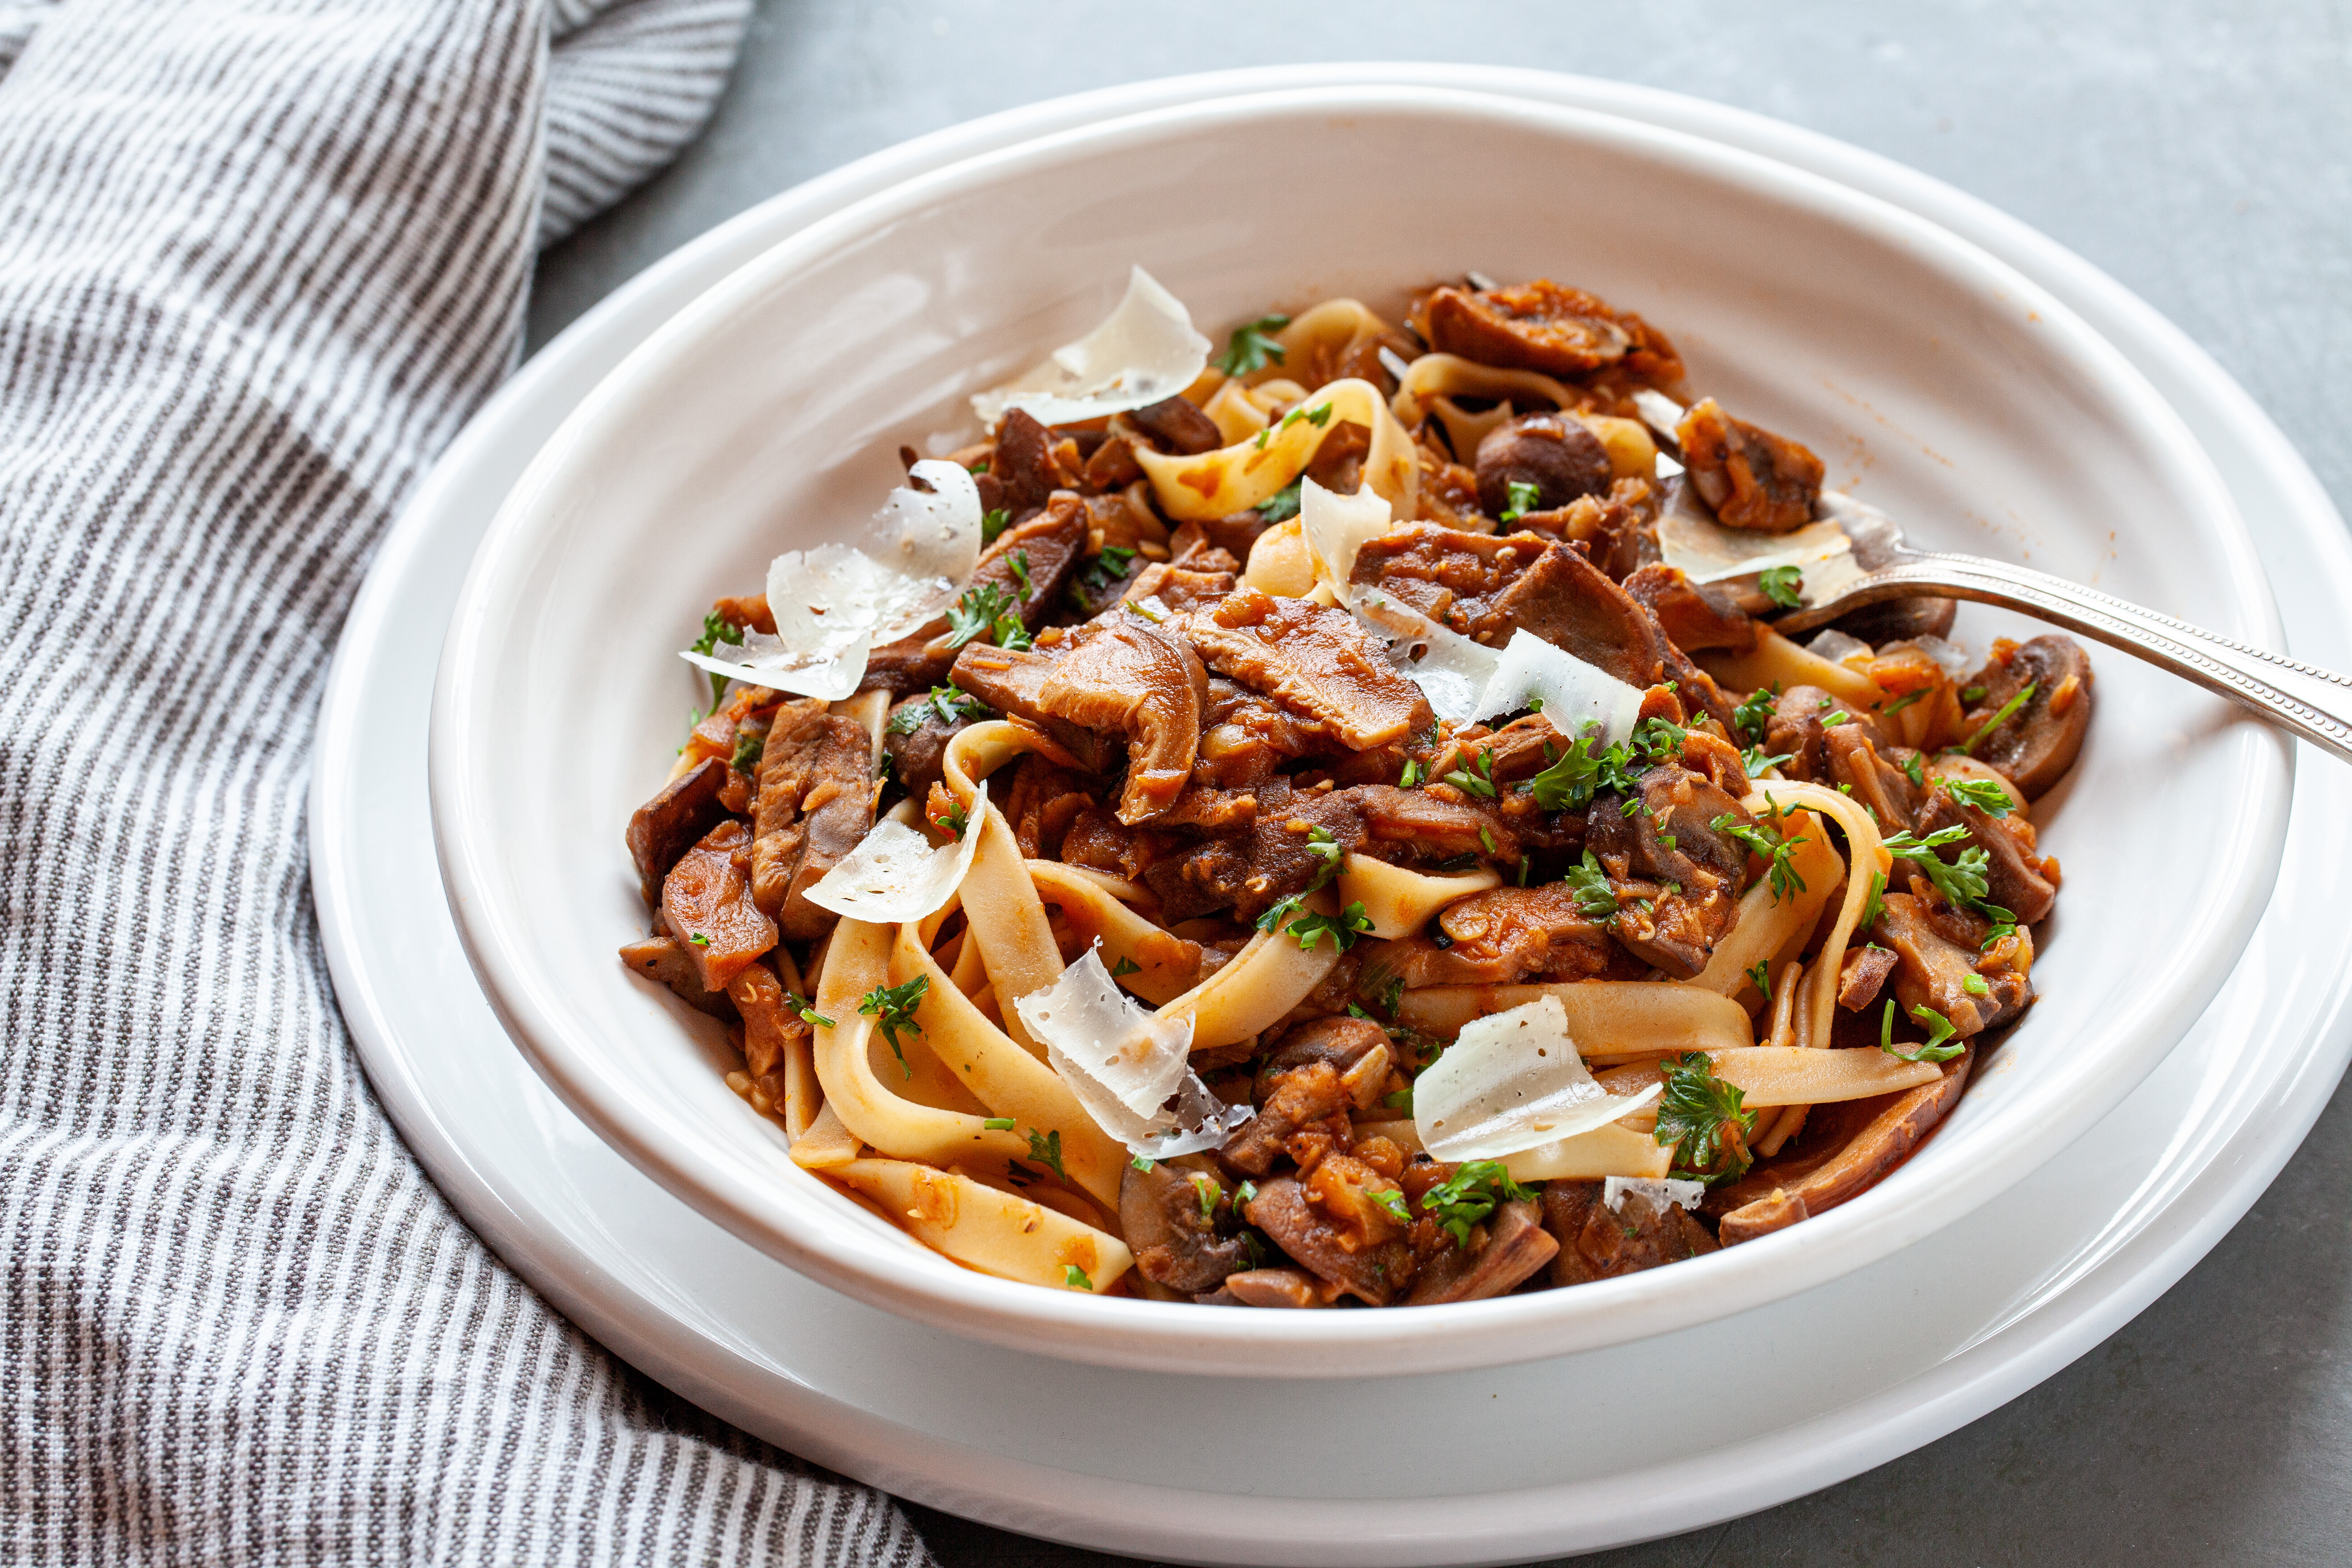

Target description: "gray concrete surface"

left=528, top=4, right=2352, bottom=1562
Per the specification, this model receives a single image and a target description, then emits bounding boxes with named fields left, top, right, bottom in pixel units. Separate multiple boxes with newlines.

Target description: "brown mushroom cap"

left=1120, top=1156, right=1250, bottom=1295
left=1474, top=412, right=1612, bottom=518
left=1960, top=634, right=2093, bottom=799
left=1035, top=619, right=1206, bottom=824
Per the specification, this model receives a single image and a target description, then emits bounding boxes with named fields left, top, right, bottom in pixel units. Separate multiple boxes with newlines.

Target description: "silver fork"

left=1631, top=392, right=2352, bottom=765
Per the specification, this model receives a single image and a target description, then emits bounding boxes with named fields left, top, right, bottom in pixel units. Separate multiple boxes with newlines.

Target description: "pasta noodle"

left=624, top=269, right=2086, bottom=1305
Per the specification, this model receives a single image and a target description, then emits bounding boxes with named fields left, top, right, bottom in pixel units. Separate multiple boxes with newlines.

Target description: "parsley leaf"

left=857, top=975, right=929, bottom=1079
left=1881, top=999, right=1965, bottom=1063
left=1076, top=544, right=1138, bottom=596
left=889, top=685, right=992, bottom=735
left=1288, top=901, right=1375, bottom=953
left=1746, top=960, right=1772, bottom=1001
left=1026, top=1127, right=1066, bottom=1181
left=1743, top=747, right=1796, bottom=776
left=1111, top=955, right=1142, bottom=978
left=1528, top=722, right=1643, bottom=811
left=1900, top=750, right=1926, bottom=787
left=1883, top=826, right=1991, bottom=908
left=1368, top=1186, right=1412, bottom=1225
left=980, top=506, right=1012, bottom=546
left=1757, top=565, right=1805, bottom=609
left=1731, top=683, right=1781, bottom=746
left=1860, top=868, right=1888, bottom=931
left=1255, top=892, right=1307, bottom=936
left=1939, top=775, right=2016, bottom=817
left=1442, top=747, right=1498, bottom=799
left=730, top=725, right=765, bottom=774
left=1500, top=479, right=1542, bottom=523
left=1562, top=849, right=1617, bottom=921
left=983, top=1117, right=1016, bottom=1131
left=1654, top=1052, right=1756, bottom=1185
left=1258, top=478, right=1304, bottom=524
left=1193, top=1173, right=1222, bottom=1222
left=1063, top=1263, right=1093, bottom=1292
left=1214, top=312, right=1291, bottom=376
left=785, top=992, right=834, bottom=1029
left=1711, top=807, right=1809, bottom=903
left=1251, top=400, right=1333, bottom=451
left=688, top=611, right=744, bottom=708
left=944, top=582, right=1032, bottom=651
left=1881, top=687, right=1928, bottom=716
left=1417, top=1161, right=1537, bottom=1249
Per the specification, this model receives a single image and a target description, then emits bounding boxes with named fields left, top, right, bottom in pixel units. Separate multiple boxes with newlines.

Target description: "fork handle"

left=1813, top=551, right=2352, bottom=763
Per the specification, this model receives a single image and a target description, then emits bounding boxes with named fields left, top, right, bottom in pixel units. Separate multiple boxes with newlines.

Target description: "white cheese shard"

left=1603, top=1175, right=1706, bottom=1215
left=1475, top=628, right=1645, bottom=746
left=1014, top=946, right=1249, bottom=1158
left=1300, top=477, right=1501, bottom=723
left=802, top=783, right=987, bottom=924
left=1413, top=994, right=1662, bottom=1162
left=1803, top=627, right=1875, bottom=666
left=681, top=459, right=983, bottom=701
left=969, top=266, right=1211, bottom=428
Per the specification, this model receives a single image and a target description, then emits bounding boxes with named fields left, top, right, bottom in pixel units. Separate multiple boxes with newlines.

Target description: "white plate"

left=313, top=68, right=2352, bottom=1563
left=428, top=81, right=2288, bottom=1378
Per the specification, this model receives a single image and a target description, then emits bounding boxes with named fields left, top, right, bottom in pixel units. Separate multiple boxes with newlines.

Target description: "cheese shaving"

left=682, top=460, right=983, bottom=701
left=1014, top=946, right=1247, bottom=1158
left=803, top=781, right=988, bottom=923
left=1300, top=477, right=1501, bottom=722
left=970, top=266, right=1210, bottom=428
left=1413, top=994, right=1661, bottom=1161
left=1603, top=1175, right=1706, bottom=1215
left=1475, top=628, right=1645, bottom=745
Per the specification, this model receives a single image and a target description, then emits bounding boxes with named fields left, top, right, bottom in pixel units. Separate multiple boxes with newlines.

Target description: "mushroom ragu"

left=619, top=268, right=2090, bottom=1306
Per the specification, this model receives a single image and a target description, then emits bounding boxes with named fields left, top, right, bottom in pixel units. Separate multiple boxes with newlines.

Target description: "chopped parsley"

left=1442, top=747, right=1498, bottom=799
left=1075, top=543, right=1138, bottom=596
left=1255, top=892, right=1308, bottom=936
left=980, top=506, right=1012, bottom=546
left=1963, top=973, right=1991, bottom=996
left=1026, top=1127, right=1067, bottom=1181
left=1193, top=1173, right=1222, bottom=1222
left=1063, top=1264, right=1093, bottom=1292
left=1562, top=849, right=1618, bottom=921
left=1380, top=1087, right=1413, bottom=1115
left=1398, top=758, right=1424, bottom=788
left=1742, top=746, right=1796, bottom=777
left=1978, top=904, right=2019, bottom=952
left=1654, top=1052, right=1756, bottom=1185
left=929, top=798, right=969, bottom=839
left=1881, top=688, right=1928, bottom=716
left=687, top=932, right=709, bottom=946
left=1731, top=683, right=1781, bottom=746
left=1757, top=564, right=1805, bottom=609
left=1288, top=901, right=1375, bottom=953
left=1111, top=955, right=1142, bottom=978
left=1131, top=1154, right=1157, bottom=1172
left=1882, top=825, right=1991, bottom=908
left=1005, top=549, right=1033, bottom=597
left=1860, top=868, right=1888, bottom=931
left=944, top=582, right=1032, bottom=651
left=1746, top=960, right=1772, bottom=1001
left=730, top=725, right=765, bottom=774
left=688, top=610, right=744, bottom=708
left=857, top=975, right=929, bottom=1079
left=1501, top=479, right=1542, bottom=523
left=1418, top=1161, right=1537, bottom=1248
left=1711, top=807, right=1809, bottom=903
left=785, top=992, right=834, bottom=1029
left=982, top=1117, right=1016, bottom=1131
left=1527, top=720, right=1653, bottom=811
left=1939, top=775, right=2016, bottom=817
left=1368, top=1186, right=1412, bottom=1226
left=1258, top=478, right=1304, bottom=524
left=888, top=685, right=993, bottom=734
left=1960, top=684, right=1988, bottom=704
left=1960, top=683, right=2038, bottom=755
left=1214, top=312, right=1291, bottom=376
left=1253, top=400, right=1333, bottom=451
left=1900, top=751, right=1926, bottom=787
left=1821, top=710, right=1851, bottom=727
left=1881, top=999, right=1965, bottom=1063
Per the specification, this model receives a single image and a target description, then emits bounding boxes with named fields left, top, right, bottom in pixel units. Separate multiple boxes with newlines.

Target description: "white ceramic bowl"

left=430, top=85, right=2290, bottom=1378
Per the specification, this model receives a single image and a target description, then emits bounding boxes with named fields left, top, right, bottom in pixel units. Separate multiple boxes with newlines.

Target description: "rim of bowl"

left=431, top=82, right=2290, bottom=1378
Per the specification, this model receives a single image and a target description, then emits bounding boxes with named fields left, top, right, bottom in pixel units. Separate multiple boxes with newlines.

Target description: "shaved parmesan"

left=1603, top=1175, right=1705, bottom=1215
left=1413, top=994, right=1661, bottom=1161
left=803, top=781, right=987, bottom=923
left=1300, top=477, right=1501, bottom=722
left=1014, top=947, right=1248, bottom=1158
left=683, top=460, right=982, bottom=701
left=970, top=266, right=1211, bottom=428
left=1803, top=628, right=1875, bottom=666
left=1475, top=628, right=1645, bottom=745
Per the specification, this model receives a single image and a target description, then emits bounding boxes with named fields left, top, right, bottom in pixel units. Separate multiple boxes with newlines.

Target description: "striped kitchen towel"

left=0, top=2, right=933, bottom=1563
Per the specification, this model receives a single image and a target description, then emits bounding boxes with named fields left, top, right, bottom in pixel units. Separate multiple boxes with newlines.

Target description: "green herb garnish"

left=1501, top=480, right=1541, bottom=523
left=1417, top=1161, right=1537, bottom=1248
left=857, top=975, right=929, bottom=1079
left=1654, top=1052, right=1756, bottom=1185
left=1939, top=776, right=2016, bottom=817
left=1214, top=312, right=1291, bottom=376
left=1757, top=565, right=1804, bottom=609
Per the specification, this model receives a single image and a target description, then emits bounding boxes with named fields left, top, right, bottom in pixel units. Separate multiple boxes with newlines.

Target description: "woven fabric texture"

left=0, top=2, right=930, bottom=1562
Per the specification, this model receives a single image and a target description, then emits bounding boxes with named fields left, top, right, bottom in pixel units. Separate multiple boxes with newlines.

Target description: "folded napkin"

left=0, top=3, right=932, bottom=1563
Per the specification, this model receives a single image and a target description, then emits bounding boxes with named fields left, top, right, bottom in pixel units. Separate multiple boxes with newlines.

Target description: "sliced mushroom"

left=1120, top=1155, right=1251, bottom=1294
left=659, top=819, right=778, bottom=992
left=1256, top=1015, right=1395, bottom=1113
left=749, top=701, right=874, bottom=941
left=1873, top=891, right=2030, bottom=1035
left=1183, top=587, right=1433, bottom=750
left=1128, top=394, right=1224, bottom=456
left=617, top=932, right=738, bottom=1020
left=1222, top=1058, right=1351, bottom=1178
left=881, top=691, right=986, bottom=800
left=1421, top=279, right=1676, bottom=377
left=1242, top=1174, right=1408, bottom=1305
left=864, top=494, right=1089, bottom=694
left=1542, top=1180, right=1718, bottom=1284
left=1406, top=1198, right=1560, bottom=1304
left=1201, top=1267, right=1326, bottom=1308
left=1836, top=945, right=1898, bottom=1013
left=1914, top=788, right=2055, bottom=926
left=1673, top=397, right=1825, bottom=534
left=1621, top=563, right=1759, bottom=655
left=727, top=958, right=812, bottom=1078
left=1712, top=1049, right=1972, bottom=1244
left=992, top=407, right=1065, bottom=515
left=1824, top=725, right=1921, bottom=835
left=625, top=756, right=731, bottom=906
left=1485, top=543, right=1671, bottom=689
left=1474, top=412, right=1613, bottom=517
left=1828, top=595, right=1956, bottom=646
left=1036, top=618, right=1207, bottom=824
left=947, top=643, right=1115, bottom=773
left=1585, top=763, right=1752, bottom=979
left=1957, top=634, right=2094, bottom=799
